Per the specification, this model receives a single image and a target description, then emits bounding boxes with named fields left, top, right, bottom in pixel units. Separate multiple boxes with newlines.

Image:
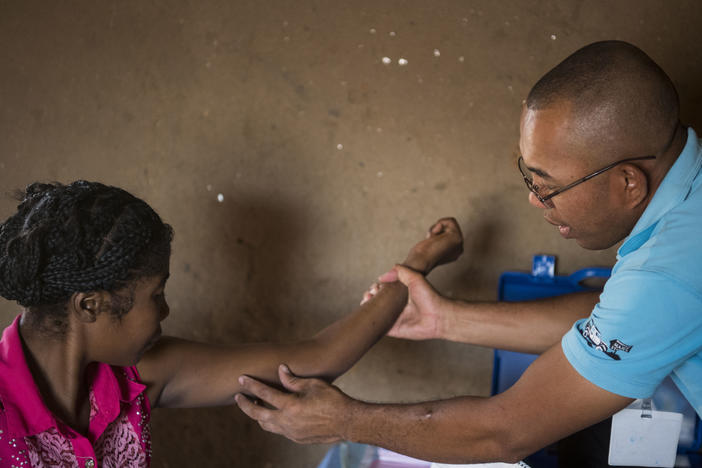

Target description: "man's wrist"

left=339, top=398, right=368, bottom=443
left=436, top=297, right=462, bottom=341
left=432, top=296, right=456, bottom=340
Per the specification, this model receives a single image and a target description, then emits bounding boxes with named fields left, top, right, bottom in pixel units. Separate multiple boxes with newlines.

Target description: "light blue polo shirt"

left=562, top=127, right=702, bottom=418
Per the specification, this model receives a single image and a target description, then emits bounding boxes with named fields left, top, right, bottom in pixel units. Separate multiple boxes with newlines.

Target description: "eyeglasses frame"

left=518, top=155, right=657, bottom=205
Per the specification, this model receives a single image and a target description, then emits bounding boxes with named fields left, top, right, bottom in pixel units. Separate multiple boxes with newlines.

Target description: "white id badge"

left=608, top=399, right=682, bottom=467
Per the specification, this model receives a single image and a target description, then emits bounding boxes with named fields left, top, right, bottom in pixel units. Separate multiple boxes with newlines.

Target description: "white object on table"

left=430, top=463, right=530, bottom=468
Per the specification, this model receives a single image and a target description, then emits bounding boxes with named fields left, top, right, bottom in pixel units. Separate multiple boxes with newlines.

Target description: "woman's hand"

left=404, top=217, right=463, bottom=274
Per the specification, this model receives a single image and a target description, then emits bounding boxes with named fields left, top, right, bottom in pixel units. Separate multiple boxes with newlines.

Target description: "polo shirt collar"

left=0, top=315, right=146, bottom=438
left=618, top=127, right=702, bottom=258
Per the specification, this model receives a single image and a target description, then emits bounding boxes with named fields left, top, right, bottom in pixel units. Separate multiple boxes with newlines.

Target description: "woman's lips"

left=144, top=328, right=162, bottom=352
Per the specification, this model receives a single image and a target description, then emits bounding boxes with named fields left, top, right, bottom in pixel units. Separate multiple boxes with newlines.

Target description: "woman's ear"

left=70, top=291, right=108, bottom=322
left=617, top=163, right=649, bottom=209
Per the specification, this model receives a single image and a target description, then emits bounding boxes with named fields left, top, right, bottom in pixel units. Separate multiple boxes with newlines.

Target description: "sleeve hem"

left=561, top=331, right=656, bottom=399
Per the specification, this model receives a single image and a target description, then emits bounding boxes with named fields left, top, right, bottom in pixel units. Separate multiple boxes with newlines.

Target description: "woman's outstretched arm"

left=137, top=218, right=463, bottom=408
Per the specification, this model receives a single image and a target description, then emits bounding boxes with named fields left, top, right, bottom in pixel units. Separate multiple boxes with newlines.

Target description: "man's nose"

left=528, top=192, right=549, bottom=209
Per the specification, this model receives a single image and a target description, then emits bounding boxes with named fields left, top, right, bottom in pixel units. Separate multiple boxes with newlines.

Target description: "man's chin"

left=574, top=236, right=618, bottom=251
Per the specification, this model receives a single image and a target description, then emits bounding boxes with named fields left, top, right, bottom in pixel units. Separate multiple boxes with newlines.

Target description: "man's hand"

left=369, top=265, right=448, bottom=340
left=404, top=217, right=463, bottom=274
left=235, top=365, right=352, bottom=444
left=359, top=217, right=461, bottom=340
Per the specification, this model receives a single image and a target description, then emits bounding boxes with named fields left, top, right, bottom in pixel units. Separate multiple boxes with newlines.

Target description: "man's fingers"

left=378, top=269, right=398, bottom=283
left=235, top=394, right=287, bottom=436
left=369, top=282, right=380, bottom=295
left=362, top=281, right=381, bottom=304
left=235, top=393, right=273, bottom=421
left=393, top=264, right=423, bottom=286
left=238, top=375, right=286, bottom=407
left=278, top=364, right=304, bottom=392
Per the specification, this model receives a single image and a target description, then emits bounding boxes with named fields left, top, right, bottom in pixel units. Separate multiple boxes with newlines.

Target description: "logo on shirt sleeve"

left=579, top=319, right=633, bottom=361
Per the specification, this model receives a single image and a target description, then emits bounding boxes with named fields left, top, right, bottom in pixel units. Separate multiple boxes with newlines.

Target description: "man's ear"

left=617, top=163, right=649, bottom=209
left=69, top=291, right=109, bottom=323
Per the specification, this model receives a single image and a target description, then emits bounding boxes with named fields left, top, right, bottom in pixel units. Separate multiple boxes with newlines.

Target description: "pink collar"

left=0, top=315, right=146, bottom=438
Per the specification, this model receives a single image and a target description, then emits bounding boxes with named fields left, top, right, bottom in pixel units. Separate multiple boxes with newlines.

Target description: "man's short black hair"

left=527, top=40, right=679, bottom=145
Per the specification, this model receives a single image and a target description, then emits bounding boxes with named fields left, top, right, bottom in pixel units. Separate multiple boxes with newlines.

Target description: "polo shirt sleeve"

left=562, top=269, right=702, bottom=398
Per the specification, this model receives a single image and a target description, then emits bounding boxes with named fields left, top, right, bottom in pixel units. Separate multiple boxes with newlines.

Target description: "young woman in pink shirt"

left=0, top=180, right=462, bottom=467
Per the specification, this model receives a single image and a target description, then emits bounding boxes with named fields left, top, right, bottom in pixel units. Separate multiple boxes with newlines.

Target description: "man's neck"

left=648, top=123, right=688, bottom=196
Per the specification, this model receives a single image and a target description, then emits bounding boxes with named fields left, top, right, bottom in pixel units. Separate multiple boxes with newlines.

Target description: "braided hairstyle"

left=0, top=181, right=173, bottom=331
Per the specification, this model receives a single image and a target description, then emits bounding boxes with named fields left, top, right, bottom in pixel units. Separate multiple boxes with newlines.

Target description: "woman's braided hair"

left=0, top=181, right=173, bottom=323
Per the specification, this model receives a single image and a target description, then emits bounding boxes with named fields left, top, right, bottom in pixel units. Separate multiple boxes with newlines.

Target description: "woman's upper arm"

left=136, top=336, right=180, bottom=407
left=136, top=336, right=311, bottom=408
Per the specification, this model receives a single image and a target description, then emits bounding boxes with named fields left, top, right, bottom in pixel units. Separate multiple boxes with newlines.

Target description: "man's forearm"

left=343, top=397, right=515, bottom=464
left=236, top=338, right=631, bottom=462
left=439, top=291, right=599, bottom=354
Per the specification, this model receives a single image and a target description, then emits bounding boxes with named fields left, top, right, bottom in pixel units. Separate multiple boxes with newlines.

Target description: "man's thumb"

left=392, top=264, right=423, bottom=287
left=278, top=364, right=301, bottom=391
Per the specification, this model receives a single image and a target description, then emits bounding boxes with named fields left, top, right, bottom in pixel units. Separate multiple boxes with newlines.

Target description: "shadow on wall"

left=225, top=197, right=308, bottom=344
left=151, top=192, right=321, bottom=467
left=677, top=64, right=702, bottom=131
left=441, top=196, right=510, bottom=301
left=171, top=190, right=311, bottom=344
left=683, top=89, right=702, bottom=132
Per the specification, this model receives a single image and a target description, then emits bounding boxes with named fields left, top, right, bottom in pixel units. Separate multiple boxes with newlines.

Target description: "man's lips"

left=544, top=216, right=572, bottom=237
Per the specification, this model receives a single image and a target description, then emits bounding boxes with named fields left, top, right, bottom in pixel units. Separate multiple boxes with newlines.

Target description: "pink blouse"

left=0, top=315, right=152, bottom=468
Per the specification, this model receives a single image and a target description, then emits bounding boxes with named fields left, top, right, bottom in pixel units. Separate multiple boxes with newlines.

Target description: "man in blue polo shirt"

left=235, top=41, right=702, bottom=466
left=562, top=122, right=702, bottom=411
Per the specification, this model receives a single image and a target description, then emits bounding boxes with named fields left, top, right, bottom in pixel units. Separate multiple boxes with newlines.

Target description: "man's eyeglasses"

left=517, top=155, right=656, bottom=207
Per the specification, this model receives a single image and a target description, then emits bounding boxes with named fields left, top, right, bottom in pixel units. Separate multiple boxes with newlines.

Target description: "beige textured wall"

left=1, top=1, right=701, bottom=467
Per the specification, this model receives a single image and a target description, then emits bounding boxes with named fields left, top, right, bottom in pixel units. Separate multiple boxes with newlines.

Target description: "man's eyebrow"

left=525, top=163, right=554, bottom=180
